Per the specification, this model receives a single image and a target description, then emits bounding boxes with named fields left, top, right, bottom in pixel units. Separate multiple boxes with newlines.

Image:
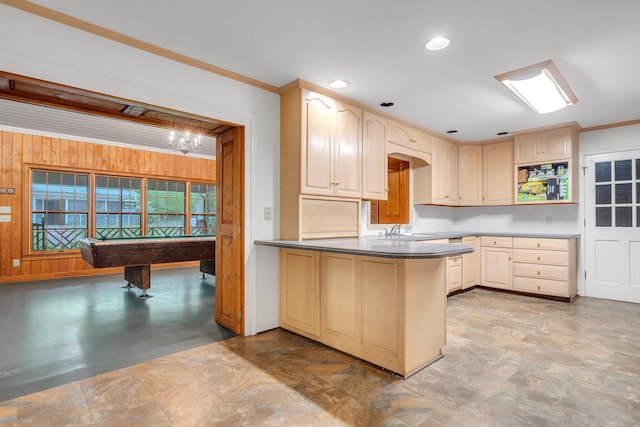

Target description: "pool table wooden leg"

left=124, top=265, right=152, bottom=299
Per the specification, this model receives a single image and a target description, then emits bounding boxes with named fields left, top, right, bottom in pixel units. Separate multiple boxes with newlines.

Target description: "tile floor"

left=1, top=288, right=639, bottom=426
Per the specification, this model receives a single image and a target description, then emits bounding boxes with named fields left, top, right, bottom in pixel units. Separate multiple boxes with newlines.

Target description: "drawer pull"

left=537, top=243, right=541, bottom=248
left=537, top=285, right=541, bottom=290
left=537, top=271, right=541, bottom=276
left=493, top=241, right=497, bottom=245
left=537, top=256, right=541, bottom=261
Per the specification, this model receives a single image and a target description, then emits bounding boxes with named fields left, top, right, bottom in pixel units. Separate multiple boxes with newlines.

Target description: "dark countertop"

left=384, top=231, right=581, bottom=240
left=254, top=237, right=473, bottom=259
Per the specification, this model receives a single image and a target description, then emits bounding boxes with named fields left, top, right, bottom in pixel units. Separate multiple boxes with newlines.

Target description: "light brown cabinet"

left=431, top=137, right=459, bottom=205
left=480, top=236, right=513, bottom=290
left=513, top=237, right=577, bottom=301
left=458, top=145, right=483, bottom=206
left=279, top=248, right=320, bottom=338
left=387, top=119, right=432, bottom=154
left=280, top=84, right=362, bottom=239
left=482, top=140, right=514, bottom=205
left=279, top=248, right=448, bottom=377
left=300, top=93, right=362, bottom=198
left=362, top=111, right=388, bottom=200
left=462, top=236, right=480, bottom=289
left=514, top=127, right=576, bottom=165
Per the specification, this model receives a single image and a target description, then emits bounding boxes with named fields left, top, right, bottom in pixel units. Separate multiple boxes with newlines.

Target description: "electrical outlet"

left=13, top=259, right=20, bottom=267
left=264, top=207, right=272, bottom=221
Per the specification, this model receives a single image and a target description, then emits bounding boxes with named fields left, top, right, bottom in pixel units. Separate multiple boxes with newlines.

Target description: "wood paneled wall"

left=0, top=130, right=216, bottom=284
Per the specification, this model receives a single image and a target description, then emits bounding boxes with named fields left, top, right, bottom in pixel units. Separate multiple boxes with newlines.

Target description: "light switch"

left=264, top=207, right=272, bottom=221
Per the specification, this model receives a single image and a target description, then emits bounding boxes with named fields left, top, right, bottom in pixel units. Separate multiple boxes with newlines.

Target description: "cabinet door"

left=412, top=130, right=433, bottom=154
left=432, top=138, right=458, bottom=205
left=483, top=140, right=513, bottom=205
left=362, top=111, right=388, bottom=200
left=541, top=128, right=572, bottom=162
left=334, top=102, right=362, bottom=197
left=458, top=145, right=483, bottom=206
left=301, top=93, right=334, bottom=196
left=387, top=119, right=412, bottom=148
left=360, top=257, right=401, bottom=357
left=481, top=247, right=513, bottom=290
left=279, top=248, right=320, bottom=337
left=321, top=253, right=360, bottom=351
left=514, top=133, right=541, bottom=165
left=462, top=236, right=480, bottom=289
left=447, top=256, right=462, bottom=293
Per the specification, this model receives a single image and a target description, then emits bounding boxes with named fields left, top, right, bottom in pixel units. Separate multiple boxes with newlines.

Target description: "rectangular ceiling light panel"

left=495, top=60, right=578, bottom=113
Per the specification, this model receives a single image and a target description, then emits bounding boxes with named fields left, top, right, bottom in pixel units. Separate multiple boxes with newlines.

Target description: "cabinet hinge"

left=584, top=219, right=586, bottom=227
left=584, top=270, right=587, bottom=279
left=582, top=165, right=587, bottom=176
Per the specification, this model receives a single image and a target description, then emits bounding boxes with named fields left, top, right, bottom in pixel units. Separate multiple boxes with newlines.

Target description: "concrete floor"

left=0, top=267, right=234, bottom=402
left=1, top=280, right=640, bottom=425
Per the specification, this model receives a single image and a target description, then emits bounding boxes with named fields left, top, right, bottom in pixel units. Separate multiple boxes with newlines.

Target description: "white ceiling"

left=5, top=0, right=640, bottom=145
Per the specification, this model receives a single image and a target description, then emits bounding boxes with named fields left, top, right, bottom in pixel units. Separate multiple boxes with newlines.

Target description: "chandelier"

left=168, top=131, right=202, bottom=154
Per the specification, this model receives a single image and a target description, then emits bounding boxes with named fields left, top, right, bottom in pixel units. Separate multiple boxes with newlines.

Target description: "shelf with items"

left=515, top=160, right=577, bottom=204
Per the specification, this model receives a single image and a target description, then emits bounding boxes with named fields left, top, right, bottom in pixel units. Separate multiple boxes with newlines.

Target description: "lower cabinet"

left=512, top=237, right=577, bottom=301
left=279, top=248, right=447, bottom=377
left=279, top=248, right=320, bottom=338
left=432, top=237, right=480, bottom=295
left=462, top=236, right=480, bottom=289
left=480, top=236, right=513, bottom=290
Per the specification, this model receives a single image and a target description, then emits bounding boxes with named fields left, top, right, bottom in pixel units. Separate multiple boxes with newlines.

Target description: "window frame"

left=25, top=165, right=215, bottom=256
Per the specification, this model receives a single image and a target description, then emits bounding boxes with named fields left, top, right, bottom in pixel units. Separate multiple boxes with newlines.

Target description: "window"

left=31, top=171, right=89, bottom=251
left=190, top=183, right=216, bottom=235
left=95, top=176, right=142, bottom=239
left=147, top=179, right=186, bottom=236
left=595, top=159, right=638, bottom=227
left=29, top=169, right=212, bottom=252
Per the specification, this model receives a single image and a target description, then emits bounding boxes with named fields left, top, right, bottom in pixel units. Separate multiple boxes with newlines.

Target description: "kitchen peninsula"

left=255, top=237, right=472, bottom=377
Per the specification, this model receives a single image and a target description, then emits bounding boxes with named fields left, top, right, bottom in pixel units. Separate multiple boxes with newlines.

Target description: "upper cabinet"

left=431, top=137, right=458, bottom=205
left=362, top=111, right=388, bottom=200
left=300, top=92, right=362, bottom=198
left=483, top=140, right=514, bottom=205
left=458, top=145, right=483, bottom=206
left=387, top=119, right=432, bottom=154
left=514, top=127, right=576, bottom=165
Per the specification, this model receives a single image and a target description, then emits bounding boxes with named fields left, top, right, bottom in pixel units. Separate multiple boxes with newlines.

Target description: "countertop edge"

left=254, top=240, right=473, bottom=259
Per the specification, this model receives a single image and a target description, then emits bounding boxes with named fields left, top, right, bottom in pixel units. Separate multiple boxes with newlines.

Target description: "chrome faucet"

left=387, top=224, right=401, bottom=236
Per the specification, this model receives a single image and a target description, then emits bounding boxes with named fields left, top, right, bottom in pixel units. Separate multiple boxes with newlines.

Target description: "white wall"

left=0, top=5, right=281, bottom=335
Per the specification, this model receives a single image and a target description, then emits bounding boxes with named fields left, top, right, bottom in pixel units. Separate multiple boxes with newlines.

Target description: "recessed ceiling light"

left=380, top=102, right=394, bottom=107
left=426, top=36, right=450, bottom=51
left=329, top=79, right=349, bottom=89
left=446, top=130, right=458, bottom=134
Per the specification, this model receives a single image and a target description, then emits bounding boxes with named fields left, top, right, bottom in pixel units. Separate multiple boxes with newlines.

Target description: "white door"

left=585, top=151, right=640, bottom=303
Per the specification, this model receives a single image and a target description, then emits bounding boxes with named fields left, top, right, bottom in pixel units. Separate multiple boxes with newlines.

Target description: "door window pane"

left=615, top=183, right=632, bottom=204
left=615, top=160, right=632, bottom=181
left=596, top=207, right=612, bottom=227
left=595, top=162, right=611, bottom=182
left=615, top=207, right=632, bottom=227
left=595, top=185, right=611, bottom=205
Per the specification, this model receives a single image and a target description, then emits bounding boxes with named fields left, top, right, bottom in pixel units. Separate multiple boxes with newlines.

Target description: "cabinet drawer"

left=513, top=276, right=569, bottom=297
left=513, top=262, right=568, bottom=281
left=513, top=237, right=568, bottom=251
left=480, top=236, right=513, bottom=248
left=513, top=249, right=568, bottom=266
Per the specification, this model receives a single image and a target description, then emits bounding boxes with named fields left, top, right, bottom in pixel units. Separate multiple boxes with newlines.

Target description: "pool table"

left=79, top=236, right=216, bottom=299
